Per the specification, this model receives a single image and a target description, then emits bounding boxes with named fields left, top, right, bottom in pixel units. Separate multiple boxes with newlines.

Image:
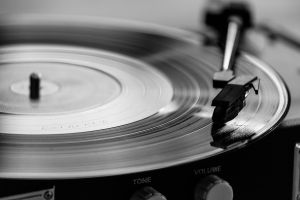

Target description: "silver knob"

left=195, top=175, right=233, bottom=200
left=130, top=186, right=167, bottom=200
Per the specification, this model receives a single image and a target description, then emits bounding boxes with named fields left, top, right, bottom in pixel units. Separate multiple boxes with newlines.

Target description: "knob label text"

left=133, top=177, right=152, bottom=185
left=193, top=165, right=222, bottom=175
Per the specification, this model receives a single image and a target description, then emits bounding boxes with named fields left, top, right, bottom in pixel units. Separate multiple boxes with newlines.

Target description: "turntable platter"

left=0, top=45, right=173, bottom=134
left=0, top=16, right=289, bottom=179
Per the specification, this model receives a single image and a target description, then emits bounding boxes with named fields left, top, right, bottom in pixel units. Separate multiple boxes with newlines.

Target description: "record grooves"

left=0, top=17, right=289, bottom=181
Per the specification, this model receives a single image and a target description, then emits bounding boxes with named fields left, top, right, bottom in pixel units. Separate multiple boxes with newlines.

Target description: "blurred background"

left=0, top=0, right=300, bottom=34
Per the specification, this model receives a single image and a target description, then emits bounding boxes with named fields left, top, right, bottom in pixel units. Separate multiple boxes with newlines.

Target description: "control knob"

left=195, top=175, right=233, bottom=200
left=130, top=186, right=167, bottom=200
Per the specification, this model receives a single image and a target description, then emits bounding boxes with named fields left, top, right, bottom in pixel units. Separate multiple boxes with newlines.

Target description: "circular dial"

left=130, top=187, right=167, bottom=200
left=195, top=175, right=233, bottom=200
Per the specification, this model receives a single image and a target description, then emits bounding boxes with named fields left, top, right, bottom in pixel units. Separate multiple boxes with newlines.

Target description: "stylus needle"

left=211, top=76, right=259, bottom=124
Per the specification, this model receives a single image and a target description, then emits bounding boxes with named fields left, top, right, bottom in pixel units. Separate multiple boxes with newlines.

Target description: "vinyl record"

left=0, top=15, right=289, bottom=179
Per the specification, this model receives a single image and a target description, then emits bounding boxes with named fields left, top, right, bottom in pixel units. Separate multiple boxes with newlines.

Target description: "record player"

left=0, top=1, right=298, bottom=200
